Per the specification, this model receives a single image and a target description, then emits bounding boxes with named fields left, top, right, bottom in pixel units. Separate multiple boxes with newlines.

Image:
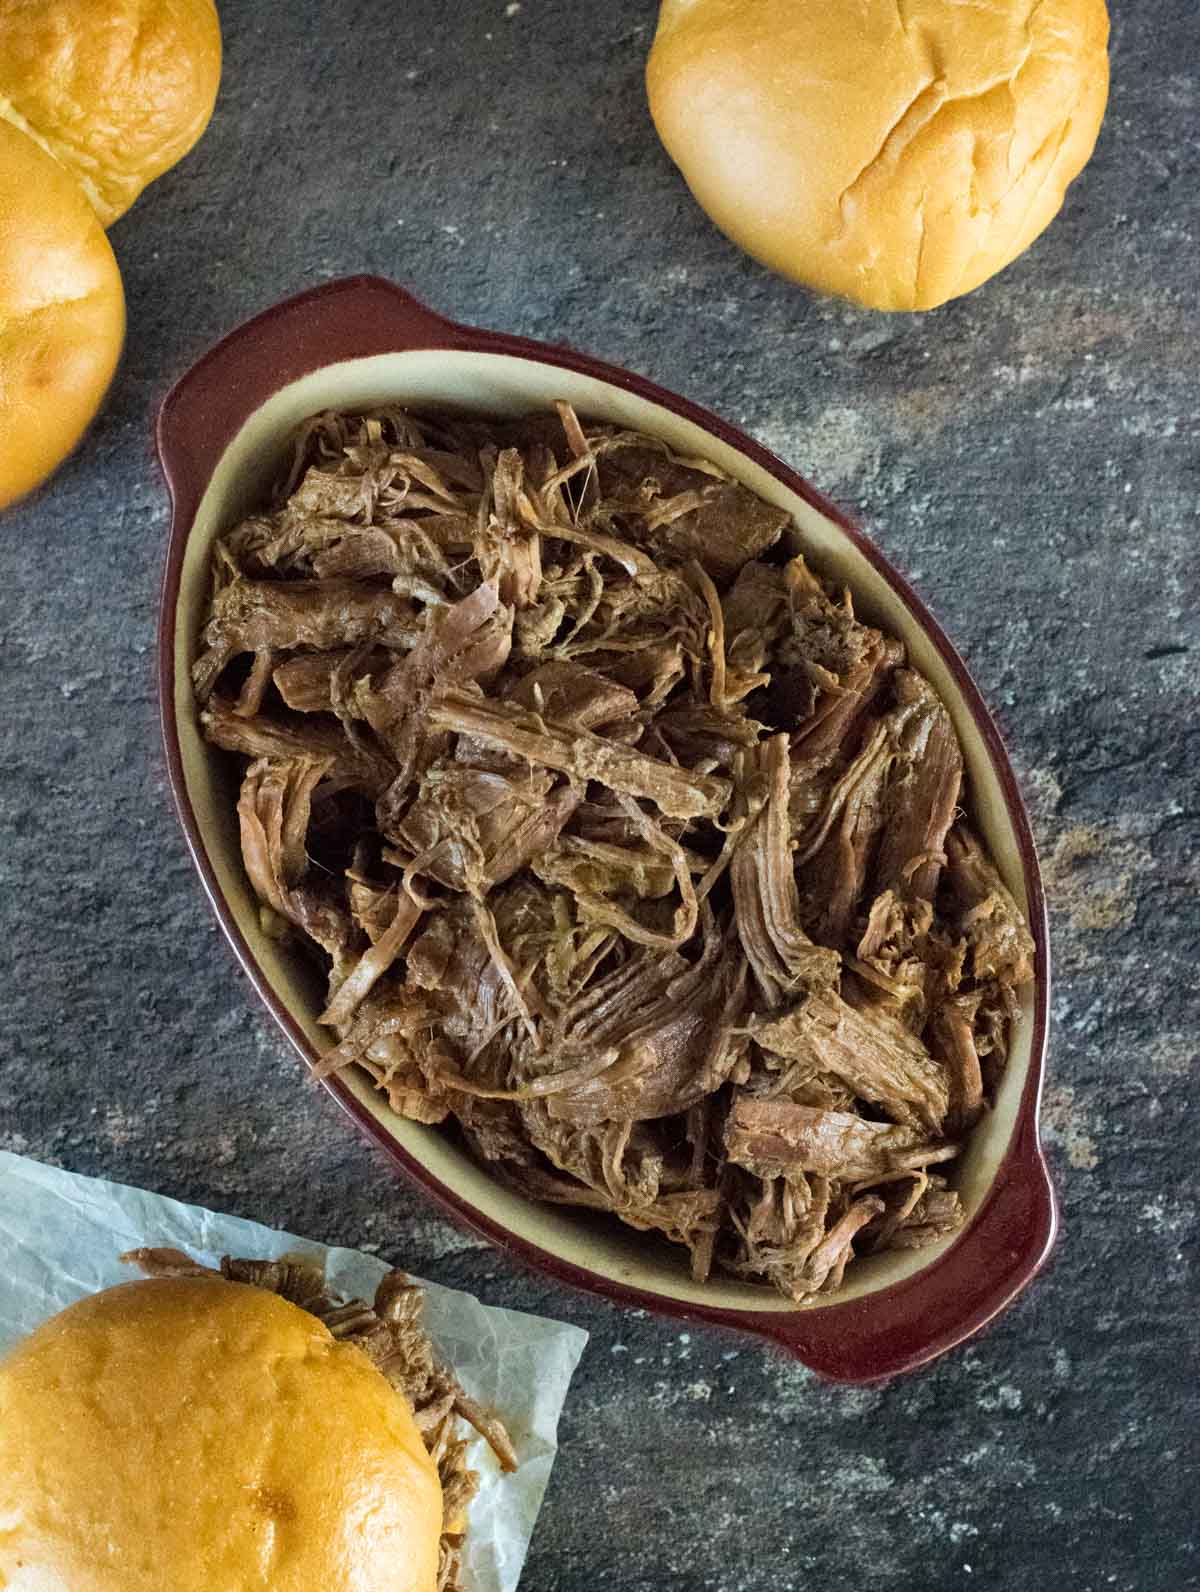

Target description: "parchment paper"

left=0, top=1150, right=587, bottom=1592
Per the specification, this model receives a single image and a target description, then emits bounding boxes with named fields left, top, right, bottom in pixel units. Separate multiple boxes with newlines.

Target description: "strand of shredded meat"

left=123, top=1248, right=515, bottom=1592
left=195, top=404, right=1036, bottom=1303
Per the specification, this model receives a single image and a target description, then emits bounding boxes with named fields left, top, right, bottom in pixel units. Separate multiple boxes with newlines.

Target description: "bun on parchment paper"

left=0, top=1275, right=443, bottom=1592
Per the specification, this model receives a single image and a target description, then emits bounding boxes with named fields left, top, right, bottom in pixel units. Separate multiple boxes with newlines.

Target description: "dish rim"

left=156, top=274, right=1056, bottom=1382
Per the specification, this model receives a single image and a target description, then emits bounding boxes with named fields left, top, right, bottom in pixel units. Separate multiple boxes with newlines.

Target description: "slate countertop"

left=2, top=3, right=1196, bottom=1589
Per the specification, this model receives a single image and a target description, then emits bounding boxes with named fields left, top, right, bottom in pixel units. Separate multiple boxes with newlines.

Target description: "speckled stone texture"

left=1, top=2, right=1196, bottom=1588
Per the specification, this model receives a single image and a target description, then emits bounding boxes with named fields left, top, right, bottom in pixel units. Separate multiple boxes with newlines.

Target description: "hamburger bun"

left=0, top=0, right=222, bottom=226
left=647, top=0, right=1110, bottom=311
left=0, top=119, right=125, bottom=510
left=0, top=1276, right=443, bottom=1591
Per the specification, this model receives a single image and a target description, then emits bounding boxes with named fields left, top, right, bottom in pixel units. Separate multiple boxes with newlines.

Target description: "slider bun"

left=647, top=0, right=1110, bottom=310
left=0, top=1276, right=443, bottom=1591
left=0, top=120, right=124, bottom=510
left=0, top=0, right=223, bottom=225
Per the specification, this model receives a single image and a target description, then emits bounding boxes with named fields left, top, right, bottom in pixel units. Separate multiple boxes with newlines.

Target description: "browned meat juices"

left=194, top=405, right=1035, bottom=1301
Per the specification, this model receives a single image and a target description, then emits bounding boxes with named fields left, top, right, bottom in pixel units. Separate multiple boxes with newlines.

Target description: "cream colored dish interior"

left=174, top=349, right=1037, bottom=1314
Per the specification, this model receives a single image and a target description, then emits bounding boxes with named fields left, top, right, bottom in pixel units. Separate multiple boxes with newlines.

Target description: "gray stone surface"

left=2, top=2, right=1197, bottom=1588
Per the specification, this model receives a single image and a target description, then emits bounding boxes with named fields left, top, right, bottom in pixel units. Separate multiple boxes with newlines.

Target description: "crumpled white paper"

left=0, top=1150, right=587, bottom=1592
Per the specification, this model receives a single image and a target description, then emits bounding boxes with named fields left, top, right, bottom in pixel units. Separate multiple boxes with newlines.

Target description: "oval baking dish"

left=157, top=275, right=1055, bottom=1382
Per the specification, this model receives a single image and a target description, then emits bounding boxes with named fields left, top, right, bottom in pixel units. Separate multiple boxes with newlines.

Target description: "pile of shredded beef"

left=194, top=404, right=1035, bottom=1302
left=124, top=1248, right=516, bottom=1592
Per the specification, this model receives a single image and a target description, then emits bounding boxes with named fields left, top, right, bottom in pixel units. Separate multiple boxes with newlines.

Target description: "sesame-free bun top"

left=647, top=0, right=1110, bottom=310
left=0, top=0, right=222, bottom=225
left=0, top=1276, right=443, bottom=1592
left=0, top=119, right=124, bottom=510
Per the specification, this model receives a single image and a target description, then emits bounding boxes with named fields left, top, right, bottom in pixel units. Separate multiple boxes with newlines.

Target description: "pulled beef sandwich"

left=195, top=403, right=1036, bottom=1303
left=0, top=1251, right=515, bottom=1592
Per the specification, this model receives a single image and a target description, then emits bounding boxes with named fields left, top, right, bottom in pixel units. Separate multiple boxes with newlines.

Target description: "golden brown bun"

left=0, top=0, right=222, bottom=225
left=0, top=1277, right=443, bottom=1592
left=0, top=120, right=124, bottom=510
left=647, top=0, right=1110, bottom=310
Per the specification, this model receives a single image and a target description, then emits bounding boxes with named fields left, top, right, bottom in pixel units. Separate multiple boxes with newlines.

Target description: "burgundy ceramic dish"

left=157, top=275, right=1055, bottom=1382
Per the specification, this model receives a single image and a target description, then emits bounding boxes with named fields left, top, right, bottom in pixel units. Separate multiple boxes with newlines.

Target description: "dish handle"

left=720, top=1112, right=1058, bottom=1382
left=155, top=275, right=469, bottom=529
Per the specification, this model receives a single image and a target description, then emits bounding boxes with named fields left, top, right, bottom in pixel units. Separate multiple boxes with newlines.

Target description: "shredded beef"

left=195, top=404, right=1035, bottom=1301
left=725, top=1098, right=956, bottom=1183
